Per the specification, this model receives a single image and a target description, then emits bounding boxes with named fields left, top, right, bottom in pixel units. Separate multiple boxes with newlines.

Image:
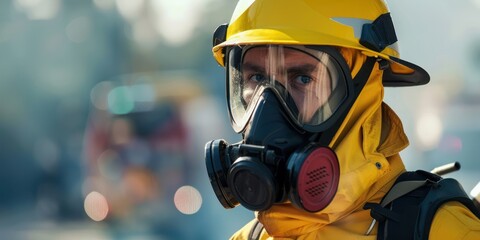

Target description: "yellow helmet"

left=212, top=0, right=429, bottom=87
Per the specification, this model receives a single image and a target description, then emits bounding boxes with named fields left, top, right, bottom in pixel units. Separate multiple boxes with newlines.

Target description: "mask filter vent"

left=305, top=166, right=329, bottom=197
left=288, top=146, right=340, bottom=212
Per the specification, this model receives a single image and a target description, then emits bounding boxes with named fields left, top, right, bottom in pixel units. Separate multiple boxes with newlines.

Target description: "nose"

left=272, top=80, right=288, bottom=96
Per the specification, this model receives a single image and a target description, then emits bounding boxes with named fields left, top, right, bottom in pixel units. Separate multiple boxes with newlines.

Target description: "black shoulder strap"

left=248, top=219, right=264, bottom=240
left=364, top=171, right=431, bottom=240
left=414, top=177, right=480, bottom=239
left=365, top=170, right=480, bottom=240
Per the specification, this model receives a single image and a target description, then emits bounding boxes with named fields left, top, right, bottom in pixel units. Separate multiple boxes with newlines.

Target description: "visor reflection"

left=228, top=45, right=347, bottom=132
left=241, top=46, right=333, bottom=123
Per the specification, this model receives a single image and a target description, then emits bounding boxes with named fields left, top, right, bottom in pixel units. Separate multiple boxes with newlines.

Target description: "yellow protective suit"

left=230, top=48, right=480, bottom=240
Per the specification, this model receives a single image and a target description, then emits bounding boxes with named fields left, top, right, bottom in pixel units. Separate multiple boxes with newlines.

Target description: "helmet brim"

left=383, top=56, right=430, bottom=87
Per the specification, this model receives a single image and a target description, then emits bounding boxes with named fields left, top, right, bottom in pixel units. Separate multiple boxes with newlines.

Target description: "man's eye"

left=294, top=75, right=312, bottom=85
left=249, top=74, right=267, bottom=83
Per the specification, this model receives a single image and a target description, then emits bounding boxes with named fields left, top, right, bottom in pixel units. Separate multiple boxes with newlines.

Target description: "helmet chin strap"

left=315, top=57, right=377, bottom=146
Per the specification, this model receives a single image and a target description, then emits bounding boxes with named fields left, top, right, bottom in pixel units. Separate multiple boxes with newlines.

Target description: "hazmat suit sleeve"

left=430, top=202, right=480, bottom=240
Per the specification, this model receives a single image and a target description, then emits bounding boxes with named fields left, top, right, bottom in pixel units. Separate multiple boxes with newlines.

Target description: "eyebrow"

left=241, top=62, right=265, bottom=72
left=286, top=64, right=317, bottom=74
left=242, top=63, right=318, bottom=73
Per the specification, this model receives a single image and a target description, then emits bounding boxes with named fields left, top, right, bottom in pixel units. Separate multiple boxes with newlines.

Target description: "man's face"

left=241, top=46, right=333, bottom=123
left=227, top=45, right=347, bottom=132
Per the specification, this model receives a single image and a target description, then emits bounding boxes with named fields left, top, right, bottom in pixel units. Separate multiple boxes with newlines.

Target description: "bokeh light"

left=108, top=86, right=135, bottom=115
left=14, top=0, right=61, bottom=20
left=115, top=0, right=144, bottom=21
left=84, top=191, right=109, bottom=222
left=439, top=135, right=463, bottom=153
left=416, top=112, right=443, bottom=150
left=174, top=185, right=202, bottom=215
left=91, top=81, right=113, bottom=111
left=93, top=0, right=115, bottom=11
left=473, top=0, right=480, bottom=9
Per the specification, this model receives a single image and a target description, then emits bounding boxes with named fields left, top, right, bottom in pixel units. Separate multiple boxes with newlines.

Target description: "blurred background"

left=0, top=0, right=478, bottom=239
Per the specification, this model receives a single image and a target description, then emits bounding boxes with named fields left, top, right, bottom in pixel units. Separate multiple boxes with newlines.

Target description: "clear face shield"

left=227, top=45, right=351, bottom=133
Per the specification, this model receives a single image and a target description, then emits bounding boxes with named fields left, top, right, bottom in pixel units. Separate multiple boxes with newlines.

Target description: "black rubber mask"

left=205, top=89, right=340, bottom=212
left=205, top=45, right=377, bottom=212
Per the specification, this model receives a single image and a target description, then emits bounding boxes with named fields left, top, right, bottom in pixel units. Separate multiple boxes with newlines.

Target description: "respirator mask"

left=205, top=45, right=369, bottom=212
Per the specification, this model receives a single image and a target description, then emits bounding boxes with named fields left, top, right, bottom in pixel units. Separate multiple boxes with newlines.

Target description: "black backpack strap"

left=364, top=171, right=433, bottom=239
left=364, top=170, right=480, bottom=240
left=363, top=178, right=430, bottom=235
left=414, top=177, right=480, bottom=239
left=248, top=219, right=264, bottom=240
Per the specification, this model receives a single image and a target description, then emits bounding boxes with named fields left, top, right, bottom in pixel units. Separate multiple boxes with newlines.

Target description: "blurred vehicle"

left=82, top=70, right=230, bottom=239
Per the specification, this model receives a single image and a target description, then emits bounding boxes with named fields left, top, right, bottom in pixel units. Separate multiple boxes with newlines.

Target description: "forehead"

left=242, top=46, right=320, bottom=64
